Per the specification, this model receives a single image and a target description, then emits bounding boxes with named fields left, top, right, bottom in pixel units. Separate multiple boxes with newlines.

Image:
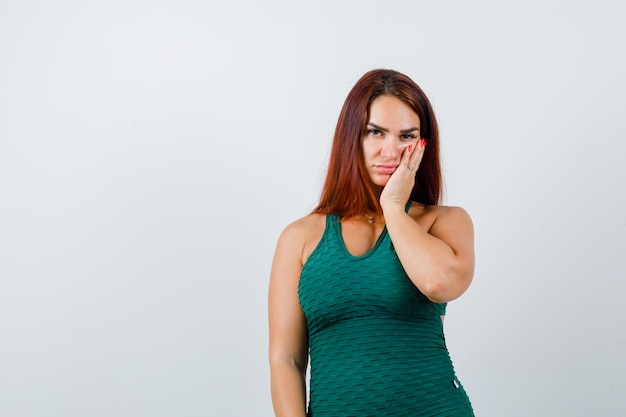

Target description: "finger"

left=403, top=143, right=419, bottom=172
left=401, top=143, right=413, bottom=167
left=408, top=138, right=427, bottom=171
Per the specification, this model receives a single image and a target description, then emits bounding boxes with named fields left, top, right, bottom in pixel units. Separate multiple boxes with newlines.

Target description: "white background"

left=1, top=1, right=625, bottom=416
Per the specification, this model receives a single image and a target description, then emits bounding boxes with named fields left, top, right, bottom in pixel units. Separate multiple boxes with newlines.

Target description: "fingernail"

left=407, top=145, right=413, bottom=153
left=419, top=139, right=427, bottom=147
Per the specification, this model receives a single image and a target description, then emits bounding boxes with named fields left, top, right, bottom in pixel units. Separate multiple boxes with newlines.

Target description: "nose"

left=380, top=137, right=401, bottom=160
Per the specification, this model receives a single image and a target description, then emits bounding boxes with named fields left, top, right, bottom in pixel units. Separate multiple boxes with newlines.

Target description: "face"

left=361, top=95, right=421, bottom=186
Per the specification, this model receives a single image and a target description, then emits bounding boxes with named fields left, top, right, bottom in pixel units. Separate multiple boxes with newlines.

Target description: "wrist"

left=381, top=202, right=406, bottom=217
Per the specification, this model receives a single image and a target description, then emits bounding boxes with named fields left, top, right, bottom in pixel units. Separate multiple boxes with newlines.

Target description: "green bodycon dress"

left=298, top=209, right=474, bottom=417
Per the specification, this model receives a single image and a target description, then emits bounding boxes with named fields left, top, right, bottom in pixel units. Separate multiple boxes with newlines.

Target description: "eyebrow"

left=367, top=122, right=420, bottom=134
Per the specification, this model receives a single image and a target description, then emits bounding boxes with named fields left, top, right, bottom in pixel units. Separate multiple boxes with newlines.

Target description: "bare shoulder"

left=278, top=213, right=325, bottom=244
left=429, top=206, right=474, bottom=250
left=431, top=205, right=472, bottom=223
left=276, top=213, right=326, bottom=265
left=408, top=202, right=473, bottom=233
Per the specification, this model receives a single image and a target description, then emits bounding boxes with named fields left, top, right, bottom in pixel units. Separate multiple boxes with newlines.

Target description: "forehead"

left=368, top=95, right=420, bottom=127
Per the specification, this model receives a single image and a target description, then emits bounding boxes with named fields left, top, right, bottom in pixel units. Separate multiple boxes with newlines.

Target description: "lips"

left=375, top=164, right=398, bottom=175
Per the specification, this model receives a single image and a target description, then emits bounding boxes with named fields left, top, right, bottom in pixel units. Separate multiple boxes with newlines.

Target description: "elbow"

left=269, top=355, right=308, bottom=378
left=421, top=278, right=449, bottom=303
left=421, top=261, right=470, bottom=303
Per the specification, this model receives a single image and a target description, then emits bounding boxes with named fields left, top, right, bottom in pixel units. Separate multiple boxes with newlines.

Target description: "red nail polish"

left=420, top=139, right=427, bottom=147
left=407, top=145, right=413, bottom=153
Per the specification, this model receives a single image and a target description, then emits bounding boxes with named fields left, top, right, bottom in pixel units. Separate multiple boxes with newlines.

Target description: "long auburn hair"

left=313, top=69, right=442, bottom=218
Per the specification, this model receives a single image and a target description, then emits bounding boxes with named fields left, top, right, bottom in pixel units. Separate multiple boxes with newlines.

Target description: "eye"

left=400, top=134, right=417, bottom=140
left=368, top=129, right=382, bottom=136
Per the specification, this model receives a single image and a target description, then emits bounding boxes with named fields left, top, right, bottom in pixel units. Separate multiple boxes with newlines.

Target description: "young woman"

left=268, top=69, right=475, bottom=416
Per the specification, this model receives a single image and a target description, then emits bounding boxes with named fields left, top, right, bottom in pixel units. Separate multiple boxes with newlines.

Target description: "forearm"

left=270, top=361, right=308, bottom=417
left=383, top=206, right=460, bottom=302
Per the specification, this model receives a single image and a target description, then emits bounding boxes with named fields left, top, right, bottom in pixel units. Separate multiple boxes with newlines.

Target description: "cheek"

left=361, top=141, right=378, bottom=158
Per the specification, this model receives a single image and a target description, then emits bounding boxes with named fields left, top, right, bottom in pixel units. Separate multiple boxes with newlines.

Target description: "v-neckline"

left=334, top=219, right=388, bottom=260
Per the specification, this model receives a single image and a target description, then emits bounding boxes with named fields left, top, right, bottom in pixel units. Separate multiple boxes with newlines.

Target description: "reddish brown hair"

left=313, top=69, right=442, bottom=217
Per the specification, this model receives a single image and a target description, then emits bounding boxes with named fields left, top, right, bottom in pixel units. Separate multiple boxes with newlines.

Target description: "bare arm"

left=380, top=140, right=475, bottom=303
left=268, top=222, right=309, bottom=417
left=383, top=205, right=474, bottom=303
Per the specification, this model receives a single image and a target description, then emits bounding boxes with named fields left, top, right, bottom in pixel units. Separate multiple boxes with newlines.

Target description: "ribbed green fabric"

left=299, top=209, right=474, bottom=417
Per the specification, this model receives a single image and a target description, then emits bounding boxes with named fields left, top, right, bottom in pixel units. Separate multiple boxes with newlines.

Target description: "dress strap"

left=326, top=213, right=340, bottom=226
left=325, top=213, right=342, bottom=243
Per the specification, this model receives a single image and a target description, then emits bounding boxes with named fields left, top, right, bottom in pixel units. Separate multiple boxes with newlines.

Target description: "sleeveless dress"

left=298, top=205, right=474, bottom=417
